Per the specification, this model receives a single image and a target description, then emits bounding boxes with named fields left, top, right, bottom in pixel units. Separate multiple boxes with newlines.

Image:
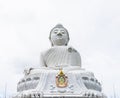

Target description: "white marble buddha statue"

left=40, top=24, right=81, bottom=68
left=14, top=24, right=107, bottom=98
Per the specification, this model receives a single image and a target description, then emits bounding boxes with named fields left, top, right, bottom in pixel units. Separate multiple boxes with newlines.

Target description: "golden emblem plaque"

left=56, top=69, right=68, bottom=88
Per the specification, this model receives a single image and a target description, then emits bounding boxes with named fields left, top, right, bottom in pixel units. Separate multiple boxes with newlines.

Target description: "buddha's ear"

left=49, top=37, right=54, bottom=46
left=51, top=41, right=53, bottom=46
left=49, top=32, right=51, bottom=40
left=48, top=34, right=52, bottom=46
left=49, top=36, right=50, bottom=41
left=68, top=37, right=70, bottom=42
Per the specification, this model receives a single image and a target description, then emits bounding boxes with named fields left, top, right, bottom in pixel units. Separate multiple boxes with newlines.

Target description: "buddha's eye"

left=54, top=31, right=58, bottom=34
left=61, top=31, right=65, bottom=34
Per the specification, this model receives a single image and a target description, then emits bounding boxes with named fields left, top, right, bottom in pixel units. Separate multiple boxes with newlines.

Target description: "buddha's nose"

left=57, top=33, right=62, bottom=37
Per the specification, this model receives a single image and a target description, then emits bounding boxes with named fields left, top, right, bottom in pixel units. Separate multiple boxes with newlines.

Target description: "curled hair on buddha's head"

left=49, top=24, right=70, bottom=46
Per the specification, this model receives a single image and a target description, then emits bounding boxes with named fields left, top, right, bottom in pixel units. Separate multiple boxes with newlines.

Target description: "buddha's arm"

left=40, top=53, right=47, bottom=67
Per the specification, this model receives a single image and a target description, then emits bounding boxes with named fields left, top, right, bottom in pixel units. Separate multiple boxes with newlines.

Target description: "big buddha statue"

left=13, top=24, right=107, bottom=98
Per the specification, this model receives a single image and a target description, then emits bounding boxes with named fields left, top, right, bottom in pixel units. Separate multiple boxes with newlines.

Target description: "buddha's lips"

left=56, top=36, right=63, bottom=39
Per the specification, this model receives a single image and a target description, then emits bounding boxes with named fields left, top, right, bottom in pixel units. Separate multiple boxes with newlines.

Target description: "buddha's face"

left=50, top=27, right=69, bottom=46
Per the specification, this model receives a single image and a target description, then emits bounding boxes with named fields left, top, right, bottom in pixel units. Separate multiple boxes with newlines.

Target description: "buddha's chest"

left=44, top=47, right=79, bottom=66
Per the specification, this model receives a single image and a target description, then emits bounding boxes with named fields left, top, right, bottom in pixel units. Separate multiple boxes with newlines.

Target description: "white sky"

left=0, top=0, right=120, bottom=97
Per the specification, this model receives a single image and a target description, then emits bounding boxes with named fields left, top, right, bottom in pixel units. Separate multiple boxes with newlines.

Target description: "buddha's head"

left=49, top=24, right=70, bottom=46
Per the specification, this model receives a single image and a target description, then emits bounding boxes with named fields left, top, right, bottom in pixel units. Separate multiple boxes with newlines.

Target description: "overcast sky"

left=0, top=0, right=120, bottom=97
